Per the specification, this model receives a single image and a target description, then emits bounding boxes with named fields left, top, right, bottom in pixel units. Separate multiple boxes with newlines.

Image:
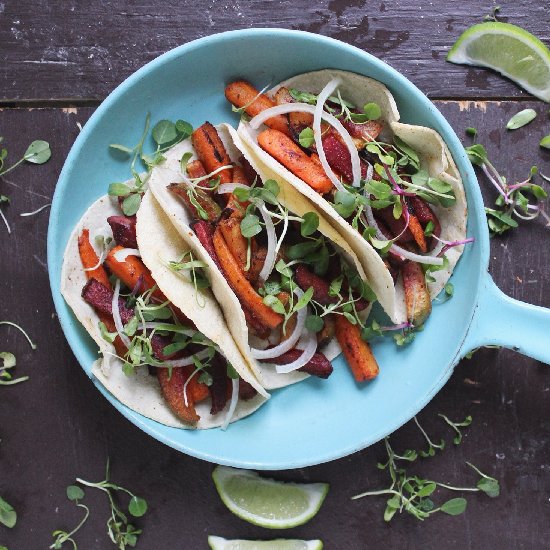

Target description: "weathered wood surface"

left=0, top=101, right=548, bottom=548
left=1, top=0, right=549, bottom=102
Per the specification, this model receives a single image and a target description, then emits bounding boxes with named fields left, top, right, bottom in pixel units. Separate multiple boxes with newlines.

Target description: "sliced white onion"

left=217, top=183, right=250, bottom=195
left=362, top=188, right=445, bottom=266
left=160, top=347, right=212, bottom=368
left=183, top=366, right=201, bottom=407
left=365, top=162, right=374, bottom=183
left=250, top=288, right=308, bottom=359
left=274, top=331, right=317, bottom=374
left=249, top=100, right=362, bottom=190
left=83, top=250, right=106, bottom=272
left=221, top=377, right=239, bottom=430
left=257, top=203, right=277, bottom=282
left=112, top=279, right=132, bottom=349
left=113, top=248, right=141, bottom=262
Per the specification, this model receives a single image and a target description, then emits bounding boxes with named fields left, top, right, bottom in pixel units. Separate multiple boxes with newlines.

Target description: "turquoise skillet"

left=47, top=29, right=550, bottom=470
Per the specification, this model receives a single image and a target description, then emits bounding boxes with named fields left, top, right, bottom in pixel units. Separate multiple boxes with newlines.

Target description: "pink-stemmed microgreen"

left=466, top=142, right=548, bottom=235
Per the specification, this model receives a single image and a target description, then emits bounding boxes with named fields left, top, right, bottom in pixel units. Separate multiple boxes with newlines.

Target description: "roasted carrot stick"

left=273, top=86, right=314, bottom=140
left=257, top=129, right=333, bottom=194
left=186, top=159, right=208, bottom=179
left=226, top=165, right=250, bottom=214
left=212, top=227, right=283, bottom=330
left=402, top=261, right=432, bottom=326
left=218, top=215, right=249, bottom=273
left=157, top=367, right=200, bottom=424
left=225, top=80, right=291, bottom=136
left=78, top=229, right=111, bottom=288
left=407, top=213, right=428, bottom=253
left=168, top=182, right=222, bottom=222
left=335, top=315, right=379, bottom=382
left=191, top=122, right=233, bottom=185
left=105, top=245, right=166, bottom=303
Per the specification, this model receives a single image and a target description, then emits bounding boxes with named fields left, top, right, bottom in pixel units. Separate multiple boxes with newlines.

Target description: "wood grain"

left=1, top=0, right=549, bottom=102
left=0, top=101, right=549, bottom=548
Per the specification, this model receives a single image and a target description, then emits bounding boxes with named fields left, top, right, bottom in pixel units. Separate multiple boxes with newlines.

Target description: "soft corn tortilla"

left=148, top=123, right=371, bottom=389
left=61, top=193, right=267, bottom=429
left=237, top=69, right=468, bottom=324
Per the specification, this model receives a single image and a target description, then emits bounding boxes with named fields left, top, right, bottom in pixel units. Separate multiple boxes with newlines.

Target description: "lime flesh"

left=447, top=22, right=550, bottom=102
left=212, top=466, right=329, bottom=529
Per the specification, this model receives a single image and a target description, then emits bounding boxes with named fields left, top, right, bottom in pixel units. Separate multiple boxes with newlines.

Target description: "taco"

left=225, top=70, right=469, bottom=326
left=147, top=122, right=381, bottom=389
left=61, top=189, right=268, bottom=430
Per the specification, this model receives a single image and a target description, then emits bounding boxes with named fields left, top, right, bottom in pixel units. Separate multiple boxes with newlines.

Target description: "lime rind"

left=212, top=466, right=329, bottom=529
left=208, top=536, right=323, bottom=550
left=447, top=22, right=550, bottom=102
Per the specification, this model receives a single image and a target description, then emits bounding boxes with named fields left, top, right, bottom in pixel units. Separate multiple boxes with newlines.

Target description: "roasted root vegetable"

left=212, top=227, right=283, bottom=330
left=168, top=182, right=222, bottom=222
left=263, top=349, right=333, bottom=379
left=257, top=129, right=333, bottom=194
left=335, top=315, right=379, bottom=382
left=191, top=122, right=233, bottom=185
left=81, top=278, right=134, bottom=325
left=78, top=229, right=111, bottom=288
left=186, top=159, right=208, bottom=179
left=402, top=261, right=432, bottom=326
left=107, top=216, right=138, bottom=249
left=157, top=367, right=200, bottom=424
left=406, top=213, right=428, bottom=253
left=225, top=80, right=291, bottom=136
left=273, top=86, right=314, bottom=140
left=105, top=246, right=166, bottom=303
left=218, top=215, right=249, bottom=273
left=208, top=356, right=230, bottom=415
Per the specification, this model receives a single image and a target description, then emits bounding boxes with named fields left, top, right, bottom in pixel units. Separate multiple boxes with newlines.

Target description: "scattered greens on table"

left=352, top=414, right=499, bottom=521
left=0, top=136, right=51, bottom=233
left=0, top=321, right=36, bottom=386
left=51, top=460, right=147, bottom=550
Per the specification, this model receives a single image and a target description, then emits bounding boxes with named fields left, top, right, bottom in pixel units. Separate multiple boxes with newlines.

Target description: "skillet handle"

left=462, top=272, right=550, bottom=364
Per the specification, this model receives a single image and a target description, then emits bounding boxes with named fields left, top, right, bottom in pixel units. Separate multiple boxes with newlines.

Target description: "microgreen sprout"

left=506, top=109, right=537, bottom=130
left=168, top=250, right=211, bottom=306
left=414, top=416, right=445, bottom=457
left=0, top=321, right=36, bottom=385
left=0, top=496, right=16, bottom=528
left=438, top=414, right=472, bottom=445
left=483, top=4, right=501, bottom=21
left=50, top=486, right=89, bottom=549
left=352, top=415, right=499, bottom=522
left=75, top=460, right=147, bottom=549
left=0, top=136, right=51, bottom=232
left=108, top=115, right=193, bottom=215
left=465, top=142, right=548, bottom=235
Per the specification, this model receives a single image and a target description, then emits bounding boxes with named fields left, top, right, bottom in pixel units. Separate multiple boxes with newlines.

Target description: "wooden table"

left=1, top=2, right=549, bottom=548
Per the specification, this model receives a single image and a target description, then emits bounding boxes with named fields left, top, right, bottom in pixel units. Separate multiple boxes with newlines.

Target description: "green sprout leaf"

left=128, top=496, right=147, bottom=518
left=122, top=193, right=142, bottom=216
left=108, top=182, right=132, bottom=197
left=24, top=140, right=51, bottom=164
left=363, top=102, right=382, bottom=120
left=66, top=485, right=85, bottom=502
left=0, top=497, right=16, bottom=528
left=506, top=109, right=536, bottom=130
left=300, top=211, right=319, bottom=237
left=298, top=127, right=315, bottom=148
left=305, top=315, right=324, bottom=333
left=439, top=497, right=467, bottom=516
left=540, top=135, right=550, bottom=149
left=152, top=120, right=178, bottom=145
left=240, top=213, right=262, bottom=238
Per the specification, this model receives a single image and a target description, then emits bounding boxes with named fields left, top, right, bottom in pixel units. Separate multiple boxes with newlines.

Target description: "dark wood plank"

left=1, top=0, right=549, bottom=102
left=0, top=102, right=549, bottom=549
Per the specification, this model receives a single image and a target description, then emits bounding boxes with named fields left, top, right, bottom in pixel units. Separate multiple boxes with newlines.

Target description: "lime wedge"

left=208, top=536, right=323, bottom=550
left=212, top=466, right=329, bottom=529
left=447, top=22, right=550, bottom=102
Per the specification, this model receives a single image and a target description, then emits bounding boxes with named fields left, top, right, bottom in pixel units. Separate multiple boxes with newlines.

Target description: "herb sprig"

left=0, top=496, right=16, bottom=529
left=352, top=414, right=499, bottom=522
left=51, top=461, right=147, bottom=550
left=108, top=116, right=193, bottom=216
left=0, top=137, right=51, bottom=233
left=0, top=321, right=36, bottom=386
left=466, top=142, right=548, bottom=235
